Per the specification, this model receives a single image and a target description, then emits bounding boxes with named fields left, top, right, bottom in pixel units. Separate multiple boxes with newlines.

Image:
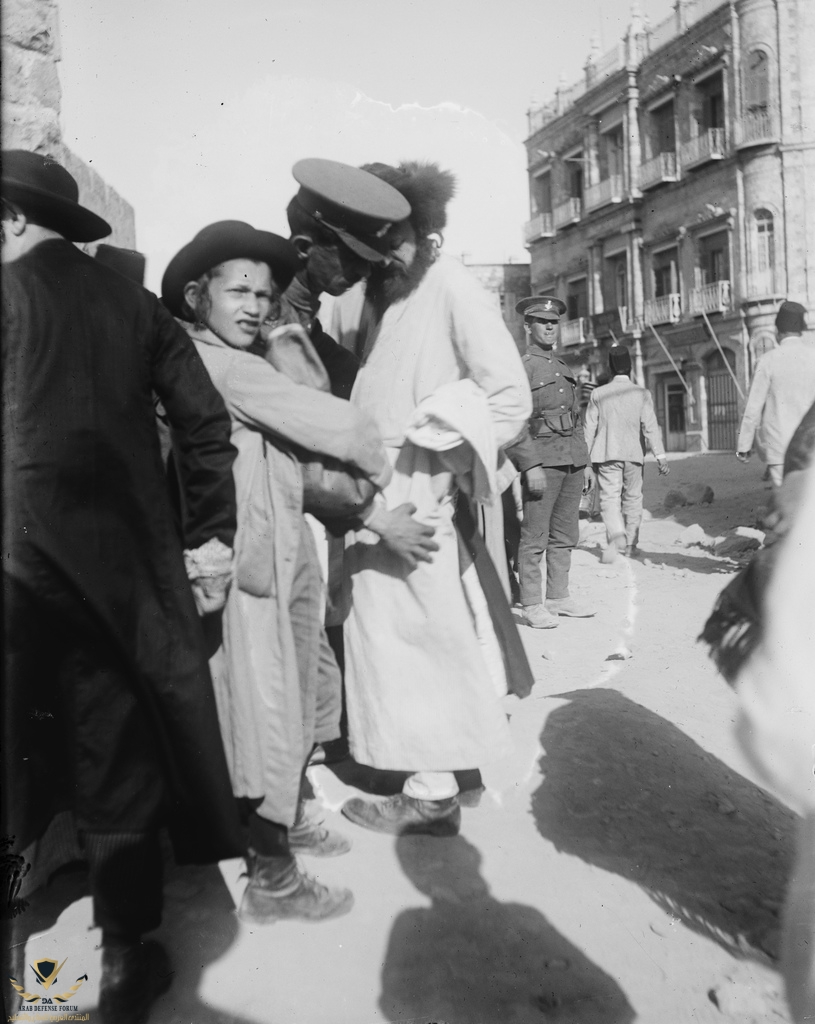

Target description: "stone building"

left=2, top=0, right=135, bottom=248
left=462, top=260, right=532, bottom=352
left=523, top=0, right=815, bottom=451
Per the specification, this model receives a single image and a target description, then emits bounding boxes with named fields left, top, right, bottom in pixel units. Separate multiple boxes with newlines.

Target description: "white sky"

left=58, top=0, right=673, bottom=292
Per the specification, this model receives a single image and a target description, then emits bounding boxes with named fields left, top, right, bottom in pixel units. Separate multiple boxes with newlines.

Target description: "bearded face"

left=366, top=221, right=437, bottom=308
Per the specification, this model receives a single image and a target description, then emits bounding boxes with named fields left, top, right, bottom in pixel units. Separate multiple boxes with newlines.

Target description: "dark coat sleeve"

left=310, top=318, right=361, bottom=401
left=148, top=301, right=237, bottom=550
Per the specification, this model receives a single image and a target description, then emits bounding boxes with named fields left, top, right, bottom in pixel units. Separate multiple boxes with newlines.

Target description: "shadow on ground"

left=150, top=860, right=259, bottom=1023
left=381, top=834, right=634, bottom=1024
left=633, top=550, right=737, bottom=574
left=531, top=688, right=796, bottom=961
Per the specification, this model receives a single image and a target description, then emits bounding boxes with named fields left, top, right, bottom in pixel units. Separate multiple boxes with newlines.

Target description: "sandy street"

left=10, top=452, right=799, bottom=1024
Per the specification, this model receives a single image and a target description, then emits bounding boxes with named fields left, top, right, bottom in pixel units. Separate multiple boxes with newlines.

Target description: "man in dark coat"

left=1, top=150, right=243, bottom=1024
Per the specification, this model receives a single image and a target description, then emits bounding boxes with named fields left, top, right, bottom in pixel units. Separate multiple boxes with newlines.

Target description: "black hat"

left=95, top=244, right=146, bottom=285
left=775, top=300, right=807, bottom=335
left=1, top=149, right=111, bottom=242
left=608, top=344, right=632, bottom=376
left=516, top=295, right=566, bottom=320
left=291, top=158, right=411, bottom=263
left=161, top=221, right=300, bottom=321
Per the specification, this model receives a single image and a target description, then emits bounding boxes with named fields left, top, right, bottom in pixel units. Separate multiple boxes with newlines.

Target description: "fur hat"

left=362, top=161, right=456, bottom=238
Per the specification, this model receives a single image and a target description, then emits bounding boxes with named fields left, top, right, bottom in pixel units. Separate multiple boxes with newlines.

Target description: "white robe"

left=341, top=255, right=531, bottom=770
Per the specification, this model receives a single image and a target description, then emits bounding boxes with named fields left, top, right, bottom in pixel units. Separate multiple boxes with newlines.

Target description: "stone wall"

left=2, top=0, right=136, bottom=246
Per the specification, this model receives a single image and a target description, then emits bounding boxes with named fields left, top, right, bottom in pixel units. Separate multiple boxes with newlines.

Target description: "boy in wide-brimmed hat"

left=2, top=151, right=243, bottom=1024
left=162, top=219, right=395, bottom=923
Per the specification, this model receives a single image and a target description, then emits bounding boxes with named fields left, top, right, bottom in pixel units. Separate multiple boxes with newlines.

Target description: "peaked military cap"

left=292, top=158, right=411, bottom=263
left=516, top=295, right=567, bottom=320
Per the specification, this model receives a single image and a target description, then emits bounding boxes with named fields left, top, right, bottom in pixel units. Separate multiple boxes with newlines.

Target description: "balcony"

left=584, top=175, right=624, bottom=212
left=639, top=152, right=678, bottom=191
left=744, top=269, right=783, bottom=300
left=644, top=293, right=681, bottom=325
left=618, top=306, right=644, bottom=334
left=734, top=109, right=778, bottom=148
left=553, top=198, right=582, bottom=230
left=560, top=317, right=587, bottom=347
left=523, top=212, right=554, bottom=244
left=687, top=280, right=731, bottom=316
left=678, top=128, right=728, bottom=169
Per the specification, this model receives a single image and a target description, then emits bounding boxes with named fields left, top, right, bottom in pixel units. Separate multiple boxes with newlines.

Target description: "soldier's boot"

left=238, top=851, right=353, bottom=924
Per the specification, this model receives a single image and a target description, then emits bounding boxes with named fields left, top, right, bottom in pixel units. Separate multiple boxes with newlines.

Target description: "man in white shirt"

left=737, top=301, right=815, bottom=486
left=584, top=345, right=669, bottom=562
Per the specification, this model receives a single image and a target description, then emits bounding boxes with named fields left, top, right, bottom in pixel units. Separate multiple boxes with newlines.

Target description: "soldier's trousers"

left=518, top=465, right=584, bottom=605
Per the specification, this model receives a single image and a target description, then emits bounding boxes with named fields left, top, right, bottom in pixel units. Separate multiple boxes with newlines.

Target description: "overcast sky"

left=59, top=0, right=673, bottom=291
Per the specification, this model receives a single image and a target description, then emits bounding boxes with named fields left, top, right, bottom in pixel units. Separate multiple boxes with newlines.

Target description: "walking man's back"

left=584, top=345, right=668, bottom=562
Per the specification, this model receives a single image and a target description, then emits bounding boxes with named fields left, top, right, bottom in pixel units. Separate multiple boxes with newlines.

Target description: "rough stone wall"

left=2, top=0, right=136, bottom=247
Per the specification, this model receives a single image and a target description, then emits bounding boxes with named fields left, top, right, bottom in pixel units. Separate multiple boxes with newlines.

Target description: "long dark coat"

left=2, top=239, right=243, bottom=865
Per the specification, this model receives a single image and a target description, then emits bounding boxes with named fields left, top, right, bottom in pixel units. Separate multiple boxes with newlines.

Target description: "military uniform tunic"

left=506, top=344, right=588, bottom=605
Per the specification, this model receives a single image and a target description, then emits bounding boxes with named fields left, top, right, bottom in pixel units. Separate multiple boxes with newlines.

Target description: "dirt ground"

left=7, top=452, right=799, bottom=1024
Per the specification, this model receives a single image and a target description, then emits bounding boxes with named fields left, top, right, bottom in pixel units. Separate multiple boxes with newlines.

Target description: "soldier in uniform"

left=507, top=296, right=595, bottom=628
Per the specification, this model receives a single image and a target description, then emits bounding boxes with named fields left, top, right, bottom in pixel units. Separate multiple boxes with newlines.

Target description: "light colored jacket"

left=188, top=326, right=389, bottom=825
left=584, top=375, right=665, bottom=463
left=737, top=335, right=815, bottom=465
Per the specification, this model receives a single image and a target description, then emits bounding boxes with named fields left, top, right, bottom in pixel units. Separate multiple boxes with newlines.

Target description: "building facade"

left=463, top=261, right=532, bottom=352
left=2, top=0, right=136, bottom=248
left=524, top=0, right=815, bottom=451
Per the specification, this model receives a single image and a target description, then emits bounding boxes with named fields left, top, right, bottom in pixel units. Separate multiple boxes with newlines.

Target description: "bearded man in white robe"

left=335, top=163, right=532, bottom=836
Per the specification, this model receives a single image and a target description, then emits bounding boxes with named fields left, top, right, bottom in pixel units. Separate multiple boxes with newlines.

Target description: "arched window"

left=744, top=50, right=770, bottom=114
left=755, top=209, right=774, bottom=273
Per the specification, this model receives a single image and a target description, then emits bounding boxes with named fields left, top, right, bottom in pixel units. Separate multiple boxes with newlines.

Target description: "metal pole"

left=648, top=323, right=692, bottom=396
left=700, top=310, right=746, bottom=400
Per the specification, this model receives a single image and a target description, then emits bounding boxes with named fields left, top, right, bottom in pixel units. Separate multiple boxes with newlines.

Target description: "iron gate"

left=706, top=368, right=739, bottom=450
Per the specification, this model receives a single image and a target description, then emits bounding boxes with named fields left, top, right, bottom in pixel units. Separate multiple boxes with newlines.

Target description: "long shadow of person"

left=149, top=859, right=259, bottom=1024
left=531, top=688, right=797, bottom=962
left=380, top=834, right=634, bottom=1024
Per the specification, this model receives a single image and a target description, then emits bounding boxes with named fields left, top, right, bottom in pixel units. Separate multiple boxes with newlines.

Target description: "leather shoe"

left=545, top=597, right=595, bottom=617
left=289, top=813, right=352, bottom=857
left=342, top=793, right=460, bottom=836
left=239, top=852, right=353, bottom=923
left=522, top=604, right=559, bottom=629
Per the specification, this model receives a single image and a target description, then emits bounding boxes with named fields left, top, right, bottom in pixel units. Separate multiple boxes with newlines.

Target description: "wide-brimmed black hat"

left=1, top=149, right=111, bottom=242
left=161, top=221, right=300, bottom=320
left=291, top=158, right=411, bottom=262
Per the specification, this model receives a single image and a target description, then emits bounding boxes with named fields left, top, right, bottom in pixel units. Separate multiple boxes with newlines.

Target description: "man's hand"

left=582, top=465, right=594, bottom=494
left=736, top=451, right=751, bottom=463
left=369, top=503, right=439, bottom=569
left=657, top=457, right=670, bottom=476
left=524, top=465, right=546, bottom=498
